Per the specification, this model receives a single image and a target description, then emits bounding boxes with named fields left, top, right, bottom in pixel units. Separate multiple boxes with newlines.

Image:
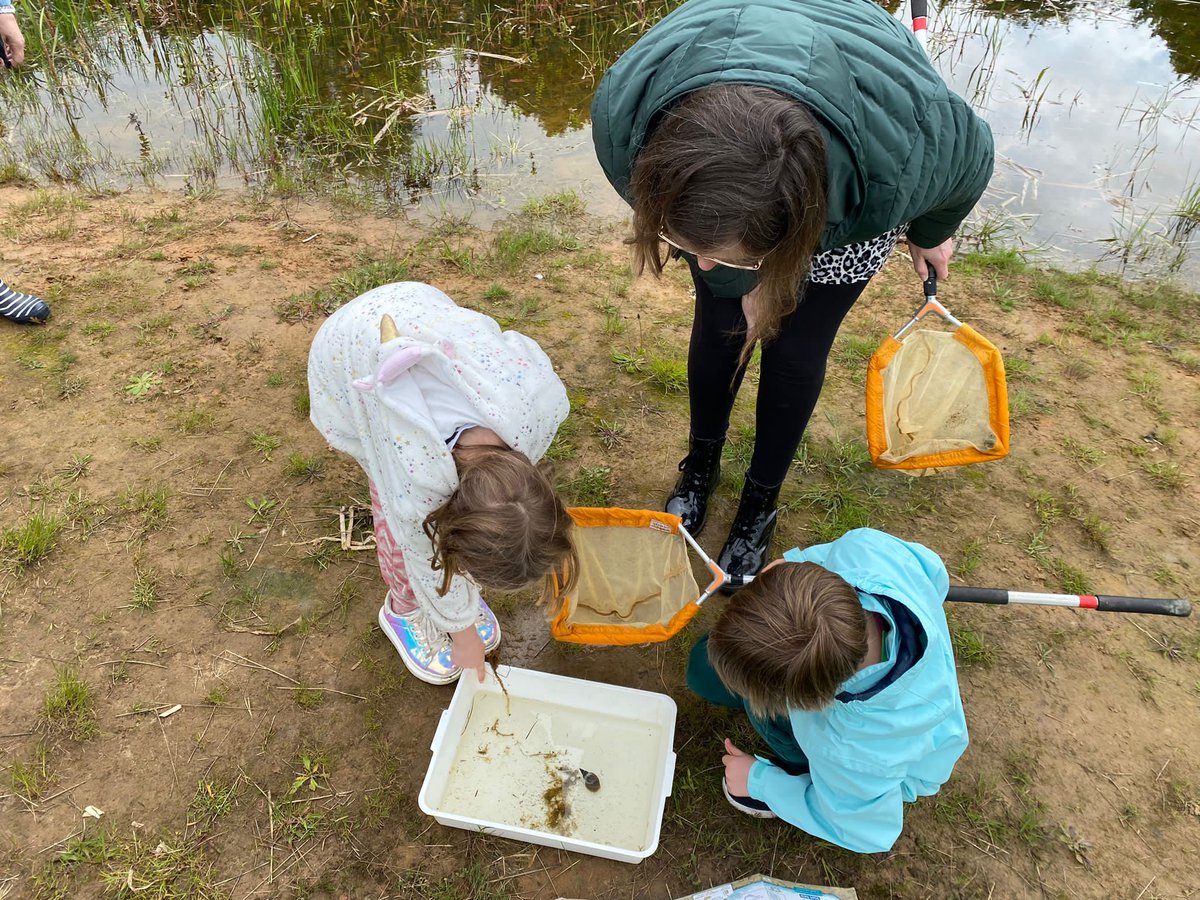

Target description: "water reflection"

left=0, top=0, right=1197, bottom=284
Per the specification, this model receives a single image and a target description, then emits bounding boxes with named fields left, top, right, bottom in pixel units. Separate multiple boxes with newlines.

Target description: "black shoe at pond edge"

left=665, top=435, right=724, bottom=535
left=717, top=476, right=782, bottom=593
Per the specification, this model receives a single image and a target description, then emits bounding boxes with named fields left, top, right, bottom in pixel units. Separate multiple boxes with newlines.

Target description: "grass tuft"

left=120, top=486, right=170, bottom=534
left=251, top=432, right=282, bottom=461
left=948, top=616, right=994, bottom=667
left=277, top=259, right=410, bottom=322
left=284, top=452, right=325, bottom=482
left=647, top=356, right=688, bottom=394
left=175, top=407, right=217, bottom=434
left=10, top=742, right=52, bottom=801
left=130, top=567, right=160, bottom=611
left=1143, top=460, right=1184, bottom=490
left=560, top=466, right=613, bottom=506
left=2, top=511, right=65, bottom=571
left=42, top=668, right=98, bottom=740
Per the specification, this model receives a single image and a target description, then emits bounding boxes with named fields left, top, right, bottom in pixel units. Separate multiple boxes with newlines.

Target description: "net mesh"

left=878, top=329, right=998, bottom=464
left=563, top=525, right=699, bottom=628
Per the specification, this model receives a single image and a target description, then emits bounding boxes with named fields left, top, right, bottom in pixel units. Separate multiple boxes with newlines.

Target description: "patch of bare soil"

left=1, top=187, right=1197, bottom=899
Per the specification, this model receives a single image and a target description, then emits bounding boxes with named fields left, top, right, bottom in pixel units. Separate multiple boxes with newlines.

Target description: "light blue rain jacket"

left=746, top=528, right=968, bottom=853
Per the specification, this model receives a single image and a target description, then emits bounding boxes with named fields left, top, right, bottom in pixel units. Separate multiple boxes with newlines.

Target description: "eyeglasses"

left=658, top=230, right=768, bottom=271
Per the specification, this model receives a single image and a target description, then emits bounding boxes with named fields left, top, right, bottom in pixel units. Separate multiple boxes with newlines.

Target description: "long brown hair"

left=423, top=446, right=577, bottom=609
left=708, top=561, right=866, bottom=717
left=628, top=84, right=827, bottom=354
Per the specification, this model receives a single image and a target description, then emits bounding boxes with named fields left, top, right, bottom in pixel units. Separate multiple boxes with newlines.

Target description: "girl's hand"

left=450, top=625, right=487, bottom=683
left=721, top=738, right=756, bottom=796
left=907, top=237, right=955, bottom=281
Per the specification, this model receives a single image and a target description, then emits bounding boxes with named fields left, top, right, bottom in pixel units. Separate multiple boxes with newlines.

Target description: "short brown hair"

left=627, top=84, right=827, bottom=355
left=423, top=447, right=577, bottom=608
left=708, top=561, right=866, bottom=717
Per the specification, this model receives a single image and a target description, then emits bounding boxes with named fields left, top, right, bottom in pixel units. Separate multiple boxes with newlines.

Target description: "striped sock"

left=0, top=279, right=51, bottom=324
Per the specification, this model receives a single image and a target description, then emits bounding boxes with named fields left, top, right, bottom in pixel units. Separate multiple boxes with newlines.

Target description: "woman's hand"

left=740, top=285, right=762, bottom=334
left=0, top=12, right=27, bottom=67
left=450, top=625, right=487, bottom=683
left=908, top=237, right=955, bottom=281
left=721, top=738, right=756, bottom=796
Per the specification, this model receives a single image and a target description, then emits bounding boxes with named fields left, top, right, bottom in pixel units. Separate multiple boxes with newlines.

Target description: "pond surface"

left=2, top=0, right=1198, bottom=285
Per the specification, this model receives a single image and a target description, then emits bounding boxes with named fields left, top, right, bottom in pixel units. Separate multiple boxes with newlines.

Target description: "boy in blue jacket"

left=687, top=528, right=968, bottom=853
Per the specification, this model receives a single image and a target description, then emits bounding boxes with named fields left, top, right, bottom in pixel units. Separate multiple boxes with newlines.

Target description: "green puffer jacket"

left=591, top=0, right=995, bottom=298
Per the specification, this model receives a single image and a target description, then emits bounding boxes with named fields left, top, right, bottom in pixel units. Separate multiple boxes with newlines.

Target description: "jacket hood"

left=592, top=0, right=995, bottom=291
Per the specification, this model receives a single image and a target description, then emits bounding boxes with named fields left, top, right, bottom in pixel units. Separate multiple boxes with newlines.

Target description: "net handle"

left=678, top=523, right=727, bottom=605
left=910, top=0, right=930, bottom=53
left=894, top=272, right=962, bottom=339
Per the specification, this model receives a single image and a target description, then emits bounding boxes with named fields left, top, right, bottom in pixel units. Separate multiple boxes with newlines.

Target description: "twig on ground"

left=32, top=780, right=89, bottom=808
left=96, top=659, right=169, bottom=669
left=219, top=650, right=299, bottom=685
left=247, top=497, right=290, bottom=571
left=271, top=685, right=366, bottom=701
left=158, top=716, right=178, bottom=788
left=207, top=458, right=236, bottom=497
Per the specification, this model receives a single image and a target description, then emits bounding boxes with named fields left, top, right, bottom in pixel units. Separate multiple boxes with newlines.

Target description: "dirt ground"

left=1, top=186, right=1198, bottom=900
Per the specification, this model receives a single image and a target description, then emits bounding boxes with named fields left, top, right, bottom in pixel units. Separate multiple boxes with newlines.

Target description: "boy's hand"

left=0, top=13, right=27, bottom=67
left=450, top=626, right=486, bottom=682
left=721, top=738, right=755, bottom=796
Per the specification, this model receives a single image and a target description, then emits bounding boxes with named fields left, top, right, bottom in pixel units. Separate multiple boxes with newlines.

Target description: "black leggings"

left=686, top=263, right=869, bottom=487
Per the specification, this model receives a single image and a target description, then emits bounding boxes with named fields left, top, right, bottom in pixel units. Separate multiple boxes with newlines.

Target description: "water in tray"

left=438, top=689, right=665, bottom=851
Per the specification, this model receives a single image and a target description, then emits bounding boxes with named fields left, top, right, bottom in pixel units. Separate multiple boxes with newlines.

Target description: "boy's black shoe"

left=722, top=778, right=776, bottom=818
left=718, top=476, right=782, bottom=593
left=665, top=435, right=724, bottom=535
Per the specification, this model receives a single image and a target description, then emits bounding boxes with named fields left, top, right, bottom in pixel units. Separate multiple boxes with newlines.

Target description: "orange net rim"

left=865, top=325, right=1010, bottom=470
left=548, top=507, right=722, bottom=645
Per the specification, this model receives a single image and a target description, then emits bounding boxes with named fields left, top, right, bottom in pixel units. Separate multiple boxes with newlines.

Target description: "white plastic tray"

left=418, top=664, right=677, bottom=864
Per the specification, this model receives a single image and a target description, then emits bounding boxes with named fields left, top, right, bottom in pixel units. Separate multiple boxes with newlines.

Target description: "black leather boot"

left=718, top=476, right=782, bottom=593
left=665, top=436, right=724, bottom=534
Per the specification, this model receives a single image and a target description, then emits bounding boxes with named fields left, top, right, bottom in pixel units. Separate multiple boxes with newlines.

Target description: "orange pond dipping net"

left=866, top=295, right=1010, bottom=472
left=550, top=508, right=725, bottom=646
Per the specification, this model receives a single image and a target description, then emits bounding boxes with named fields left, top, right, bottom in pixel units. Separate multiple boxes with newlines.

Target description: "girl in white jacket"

left=308, top=282, right=575, bottom=684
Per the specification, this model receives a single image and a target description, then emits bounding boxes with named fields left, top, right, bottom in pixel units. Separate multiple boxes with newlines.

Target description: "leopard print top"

left=809, top=225, right=907, bottom=285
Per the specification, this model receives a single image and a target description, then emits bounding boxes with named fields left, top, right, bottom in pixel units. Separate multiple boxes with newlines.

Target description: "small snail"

left=579, top=769, right=601, bottom=792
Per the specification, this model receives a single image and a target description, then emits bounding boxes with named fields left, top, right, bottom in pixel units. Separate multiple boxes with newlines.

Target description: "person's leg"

left=685, top=634, right=744, bottom=709
left=369, top=481, right=418, bottom=616
left=0, top=278, right=50, bottom=325
left=371, top=481, right=499, bottom=676
left=749, top=279, right=870, bottom=485
left=666, top=262, right=750, bottom=533
left=746, top=711, right=811, bottom=774
left=687, top=635, right=810, bottom=772
left=370, top=482, right=461, bottom=684
left=685, top=264, right=750, bottom=442
left=719, top=280, right=870, bottom=587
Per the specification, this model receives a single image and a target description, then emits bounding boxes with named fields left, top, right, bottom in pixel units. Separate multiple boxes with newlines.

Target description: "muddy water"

left=1, top=0, right=1197, bottom=284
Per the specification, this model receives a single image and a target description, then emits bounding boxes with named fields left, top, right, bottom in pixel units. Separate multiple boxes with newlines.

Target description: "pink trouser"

left=369, top=482, right=418, bottom=615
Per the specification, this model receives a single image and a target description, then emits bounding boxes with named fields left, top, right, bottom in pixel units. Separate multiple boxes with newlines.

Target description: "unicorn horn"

left=380, top=314, right=399, bottom=344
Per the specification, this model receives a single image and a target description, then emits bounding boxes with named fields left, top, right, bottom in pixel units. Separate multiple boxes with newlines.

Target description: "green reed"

left=2, top=0, right=677, bottom=200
